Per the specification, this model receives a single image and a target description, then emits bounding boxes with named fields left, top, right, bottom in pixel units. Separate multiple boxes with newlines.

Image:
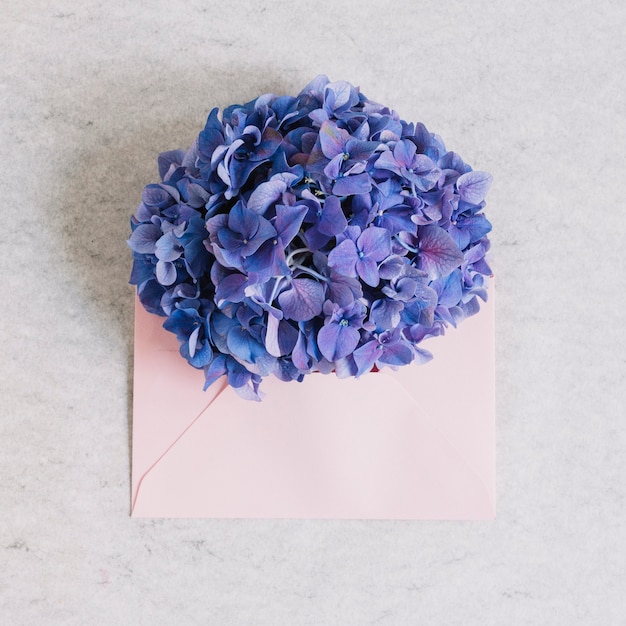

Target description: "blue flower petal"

left=417, top=225, right=464, bottom=280
left=215, top=272, right=248, bottom=306
left=318, top=121, right=349, bottom=158
left=226, top=326, right=266, bottom=363
left=353, top=340, right=380, bottom=376
left=457, top=171, right=492, bottom=204
left=156, top=260, right=177, bottom=285
left=203, top=354, right=227, bottom=390
left=317, top=322, right=360, bottom=361
left=250, top=127, right=282, bottom=161
left=358, top=226, right=391, bottom=261
left=318, top=195, right=348, bottom=236
left=128, top=223, right=161, bottom=254
left=247, top=178, right=287, bottom=214
left=332, top=173, right=372, bottom=196
left=327, top=238, right=358, bottom=277
left=158, top=150, right=186, bottom=180
left=274, top=204, right=308, bottom=246
left=355, top=257, right=379, bottom=287
left=278, top=278, right=325, bottom=322
left=155, top=232, right=183, bottom=262
left=370, top=299, right=403, bottom=330
left=323, top=153, right=345, bottom=180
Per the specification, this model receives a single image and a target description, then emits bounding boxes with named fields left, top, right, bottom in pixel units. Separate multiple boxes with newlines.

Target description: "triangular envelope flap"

left=132, top=300, right=227, bottom=503
left=133, top=371, right=491, bottom=519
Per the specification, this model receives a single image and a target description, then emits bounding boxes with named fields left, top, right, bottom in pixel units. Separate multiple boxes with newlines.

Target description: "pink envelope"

left=131, top=280, right=495, bottom=519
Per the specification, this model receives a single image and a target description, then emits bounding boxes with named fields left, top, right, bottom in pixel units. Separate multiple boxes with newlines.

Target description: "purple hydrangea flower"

left=128, top=76, right=493, bottom=399
left=317, top=300, right=366, bottom=361
left=328, top=225, right=392, bottom=287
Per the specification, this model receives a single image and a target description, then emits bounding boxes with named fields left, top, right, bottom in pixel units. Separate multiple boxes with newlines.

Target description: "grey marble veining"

left=1, top=1, right=625, bottom=623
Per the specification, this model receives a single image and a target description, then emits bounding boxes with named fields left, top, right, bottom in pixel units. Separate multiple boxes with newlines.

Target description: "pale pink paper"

left=131, top=281, right=495, bottom=519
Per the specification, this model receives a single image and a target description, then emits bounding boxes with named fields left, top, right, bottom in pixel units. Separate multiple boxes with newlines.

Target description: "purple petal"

left=326, top=80, right=356, bottom=109
left=142, top=184, right=178, bottom=207
left=128, top=223, right=161, bottom=254
left=274, top=204, right=308, bottom=246
left=412, top=154, right=435, bottom=174
left=292, top=331, right=311, bottom=370
left=327, top=272, right=362, bottom=307
left=318, top=195, right=348, bottom=236
left=448, top=223, right=471, bottom=250
left=156, top=260, right=176, bottom=285
left=370, top=299, right=404, bottom=329
left=187, top=326, right=200, bottom=358
left=244, top=239, right=289, bottom=278
left=327, top=238, right=358, bottom=277
left=393, top=139, right=417, bottom=168
left=378, top=255, right=406, bottom=280
left=317, top=323, right=360, bottom=361
left=250, top=127, right=282, bottom=161
left=216, top=226, right=243, bottom=252
left=215, top=273, right=248, bottom=306
left=252, top=215, right=277, bottom=245
left=157, top=150, right=185, bottom=181
left=394, top=277, right=417, bottom=300
left=438, top=151, right=469, bottom=172
left=303, top=225, right=332, bottom=252
left=203, top=355, right=227, bottom=391
left=226, top=327, right=265, bottom=363
left=457, top=171, right=492, bottom=204
left=358, top=226, right=391, bottom=261
left=461, top=215, right=492, bottom=243
left=278, top=278, right=325, bottom=321
left=323, top=153, right=345, bottom=179
left=300, top=74, right=330, bottom=94
left=434, top=271, right=463, bottom=308
left=378, top=341, right=414, bottom=366
left=412, top=282, right=439, bottom=324
left=334, top=354, right=358, bottom=378
left=155, top=232, right=183, bottom=262
left=332, top=172, right=372, bottom=196
left=309, top=108, right=329, bottom=125
left=247, top=179, right=287, bottom=213
left=277, top=319, right=298, bottom=355
left=227, top=201, right=256, bottom=237
left=417, top=225, right=464, bottom=280
left=353, top=340, right=380, bottom=376
left=182, top=336, right=213, bottom=368
left=356, top=257, right=379, bottom=287
left=318, top=121, right=350, bottom=158
left=345, top=139, right=380, bottom=161
left=229, top=159, right=266, bottom=194
left=374, top=149, right=401, bottom=175
left=332, top=324, right=360, bottom=360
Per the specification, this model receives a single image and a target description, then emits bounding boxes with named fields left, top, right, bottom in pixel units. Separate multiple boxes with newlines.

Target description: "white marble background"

left=2, top=1, right=625, bottom=623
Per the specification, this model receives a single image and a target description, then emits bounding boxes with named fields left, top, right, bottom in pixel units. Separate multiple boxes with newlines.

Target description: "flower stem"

left=286, top=247, right=311, bottom=266
left=269, top=276, right=285, bottom=305
left=292, top=264, right=329, bottom=283
left=394, top=236, right=419, bottom=254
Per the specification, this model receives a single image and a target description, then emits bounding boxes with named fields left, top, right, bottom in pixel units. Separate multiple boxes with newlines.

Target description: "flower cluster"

left=128, top=76, right=492, bottom=400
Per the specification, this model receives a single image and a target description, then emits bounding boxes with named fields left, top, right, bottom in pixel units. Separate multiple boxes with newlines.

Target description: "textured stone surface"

left=2, top=1, right=625, bottom=623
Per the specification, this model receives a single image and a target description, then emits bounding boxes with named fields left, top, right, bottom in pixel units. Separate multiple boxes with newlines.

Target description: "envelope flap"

left=132, top=300, right=227, bottom=505
left=133, top=370, right=493, bottom=519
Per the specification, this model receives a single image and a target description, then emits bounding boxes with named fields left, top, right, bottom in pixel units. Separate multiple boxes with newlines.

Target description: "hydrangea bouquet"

left=128, top=76, right=492, bottom=401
